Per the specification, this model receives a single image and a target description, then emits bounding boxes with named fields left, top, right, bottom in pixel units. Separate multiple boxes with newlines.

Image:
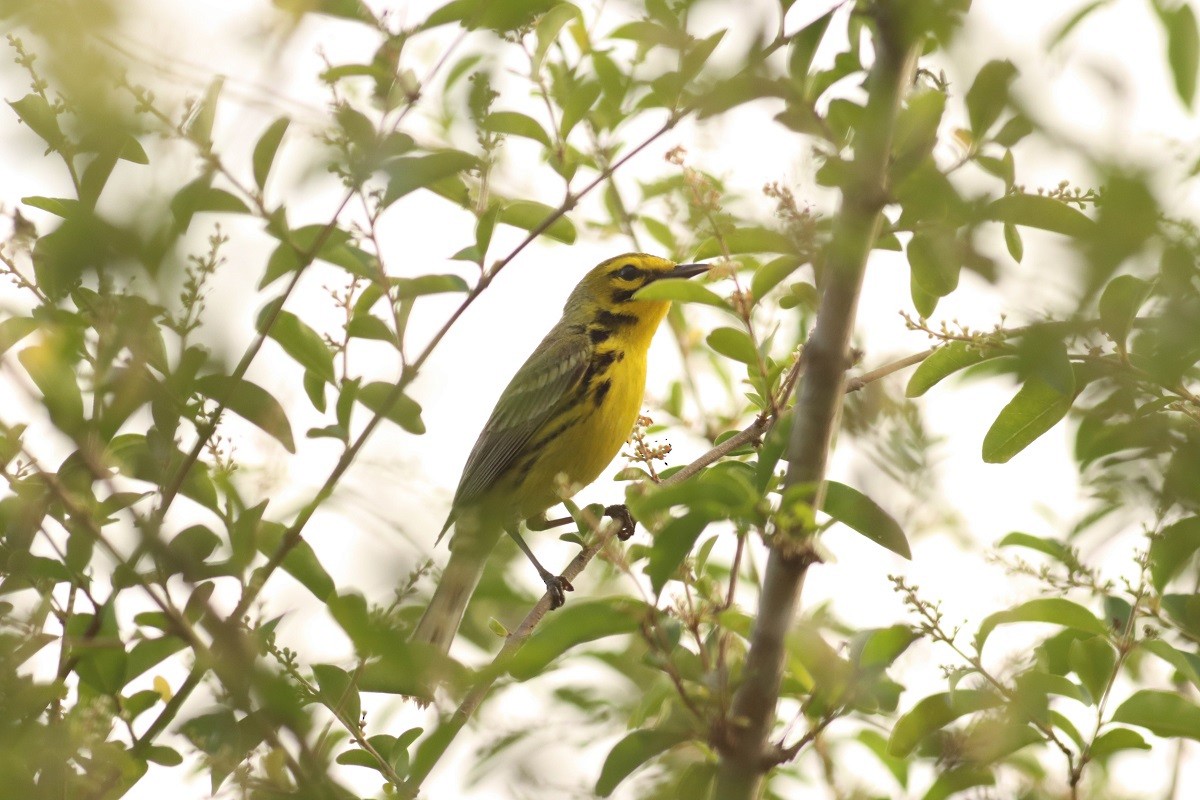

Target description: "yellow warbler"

left=412, top=254, right=708, bottom=653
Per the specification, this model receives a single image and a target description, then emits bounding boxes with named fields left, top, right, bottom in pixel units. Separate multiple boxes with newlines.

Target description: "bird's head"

left=563, top=253, right=709, bottom=341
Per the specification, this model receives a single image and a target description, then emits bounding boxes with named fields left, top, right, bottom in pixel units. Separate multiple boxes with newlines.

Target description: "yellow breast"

left=512, top=345, right=647, bottom=520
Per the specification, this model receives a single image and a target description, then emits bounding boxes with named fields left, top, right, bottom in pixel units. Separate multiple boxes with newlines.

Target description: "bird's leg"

left=527, top=504, right=637, bottom=541
left=506, top=525, right=573, bottom=610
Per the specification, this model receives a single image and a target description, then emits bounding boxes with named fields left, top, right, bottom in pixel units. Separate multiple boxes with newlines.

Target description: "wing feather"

left=449, top=326, right=591, bottom=515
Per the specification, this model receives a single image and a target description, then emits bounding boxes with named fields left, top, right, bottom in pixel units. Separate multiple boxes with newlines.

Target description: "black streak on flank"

left=592, top=378, right=612, bottom=408
left=589, top=327, right=612, bottom=345
left=595, top=309, right=638, bottom=329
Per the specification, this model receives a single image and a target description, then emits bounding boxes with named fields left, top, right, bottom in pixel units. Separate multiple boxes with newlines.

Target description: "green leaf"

left=907, top=230, right=960, bottom=297
left=788, top=10, right=834, bottom=86
left=1113, top=690, right=1200, bottom=740
left=823, top=481, right=911, bottom=559
left=646, top=513, right=709, bottom=595
left=985, top=194, right=1095, bottom=237
left=1163, top=3, right=1200, bottom=108
left=997, top=531, right=1079, bottom=569
left=8, top=94, right=66, bottom=150
left=497, top=199, right=576, bottom=244
left=383, top=151, right=478, bottom=206
left=18, top=340, right=84, bottom=435
left=253, top=117, right=290, bottom=191
left=1097, top=274, right=1151, bottom=350
left=0, top=317, right=38, bottom=358
left=920, top=767, right=994, bottom=800
left=484, top=110, right=551, bottom=146
left=965, top=60, right=1017, bottom=136
left=750, top=255, right=804, bottom=300
left=170, top=176, right=250, bottom=232
left=312, top=663, right=361, bottom=724
left=907, top=341, right=1005, bottom=398
left=1069, top=636, right=1116, bottom=703
left=595, top=728, right=693, bottom=797
left=144, top=745, right=183, bottom=767
left=974, top=598, right=1108, bottom=653
left=694, top=226, right=794, bottom=258
left=391, top=273, right=470, bottom=299
left=126, top=636, right=188, bottom=683
left=507, top=598, right=646, bottom=681
left=635, top=278, right=729, bottom=310
left=1150, top=517, right=1200, bottom=592
left=981, top=373, right=1075, bottom=463
left=260, top=224, right=356, bottom=288
left=21, top=196, right=79, bottom=218
left=1089, top=727, right=1151, bottom=760
left=1003, top=221, right=1023, bottom=262
left=256, top=305, right=335, bottom=384
left=1141, top=638, right=1200, bottom=689
left=534, top=3, right=582, bottom=72
left=194, top=374, right=296, bottom=453
left=892, top=89, right=945, bottom=176
left=357, top=381, right=425, bottom=434
left=706, top=327, right=758, bottom=365
left=256, top=521, right=335, bottom=600
left=347, top=314, right=394, bottom=342
left=888, top=690, right=1003, bottom=757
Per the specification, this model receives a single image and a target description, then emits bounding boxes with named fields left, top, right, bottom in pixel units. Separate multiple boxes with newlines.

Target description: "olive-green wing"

left=447, top=328, right=592, bottom=519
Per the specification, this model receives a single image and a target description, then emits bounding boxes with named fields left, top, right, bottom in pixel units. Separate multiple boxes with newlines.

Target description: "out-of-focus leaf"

left=888, top=690, right=1002, bottom=757
left=965, top=60, right=1017, bottom=136
left=635, top=279, right=729, bottom=310
left=985, top=194, right=1095, bottom=237
left=497, top=199, right=576, bottom=244
left=1150, top=517, right=1200, bottom=592
left=256, top=521, right=335, bottom=600
left=981, top=373, right=1075, bottom=463
left=383, top=151, right=478, bottom=206
left=907, top=229, right=960, bottom=297
left=1113, top=690, right=1200, bottom=740
left=507, top=598, right=646, bottom=681
left=595, top=727, right=693, bottom=797
left=823, top=481, right=911, bottom=559
left=906, top=342, right=1003, bottom=398
left=974, top=598, right=1108, bottom=653
left=1097, top=274, right=1151, bottom=350
left=195, top=374, right=296, bottom=452
left=256, top=305, right=335, bottom=384
left=646, top=513, right=709, bottom=595
left=483, top=110, right=551, bottom=146
left=357, top=381, right=425, bottom=434
left=253, top=117, right=290, bottom=191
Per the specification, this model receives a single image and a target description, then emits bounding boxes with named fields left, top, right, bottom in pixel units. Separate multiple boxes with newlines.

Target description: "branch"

left=714, top=4, right=923, bottom=795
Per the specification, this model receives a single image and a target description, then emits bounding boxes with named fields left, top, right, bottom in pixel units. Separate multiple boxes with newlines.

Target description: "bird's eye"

left=615, top=264, right=640, bottom=281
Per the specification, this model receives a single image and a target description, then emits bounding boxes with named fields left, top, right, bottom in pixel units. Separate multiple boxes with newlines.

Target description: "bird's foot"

left=604, top=504, right=637, bottom=541
left=543, top=573, right=574, bottom=609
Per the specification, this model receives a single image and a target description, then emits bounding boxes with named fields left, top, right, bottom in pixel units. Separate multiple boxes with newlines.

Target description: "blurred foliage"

left=1, top=0, right=1200, bottom=798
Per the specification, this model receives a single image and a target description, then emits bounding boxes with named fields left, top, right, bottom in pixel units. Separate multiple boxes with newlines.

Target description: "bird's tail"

left=411, top=527, right=501, bottom=654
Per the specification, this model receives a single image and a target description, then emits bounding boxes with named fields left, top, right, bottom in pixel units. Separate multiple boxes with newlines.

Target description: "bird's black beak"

left=665, top=262, right=709, bottom=280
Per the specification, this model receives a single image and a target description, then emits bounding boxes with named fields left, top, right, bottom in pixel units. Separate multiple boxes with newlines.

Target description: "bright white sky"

left=3, top=0, right=1200, bottom=797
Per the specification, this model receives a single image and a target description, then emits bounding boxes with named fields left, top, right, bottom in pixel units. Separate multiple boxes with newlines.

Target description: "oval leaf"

left=823, top=481, right=911, bottom=559
left=595, top=728, right=693, bottom=797
left=508, top=598, right=647, bottom=681
left=888, top=689, right=1002, bottom=757
left=981, top=374, right=1075, bottom=463
left=195, top=374, right=296, bottom=453
left=974, top=598, right=1108, bottom=653
left=985, top=193, right=1095, bottom=237
left=1113, top=689, right=1200, bottom=740
left=635, top=278, right=729, bottom=310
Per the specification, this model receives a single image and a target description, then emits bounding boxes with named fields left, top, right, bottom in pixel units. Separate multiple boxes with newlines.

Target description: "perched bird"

left=412, top=253, right=709, bottom=653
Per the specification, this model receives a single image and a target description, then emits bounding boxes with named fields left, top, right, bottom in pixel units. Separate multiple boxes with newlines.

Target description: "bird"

left=411, top=253, right=710, bottom=654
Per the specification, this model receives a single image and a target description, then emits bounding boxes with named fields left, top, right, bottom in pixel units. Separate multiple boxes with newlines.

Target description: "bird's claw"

left=545, top=574, right=574, bottom=609
left=604, top=504, right=637, bottom=540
